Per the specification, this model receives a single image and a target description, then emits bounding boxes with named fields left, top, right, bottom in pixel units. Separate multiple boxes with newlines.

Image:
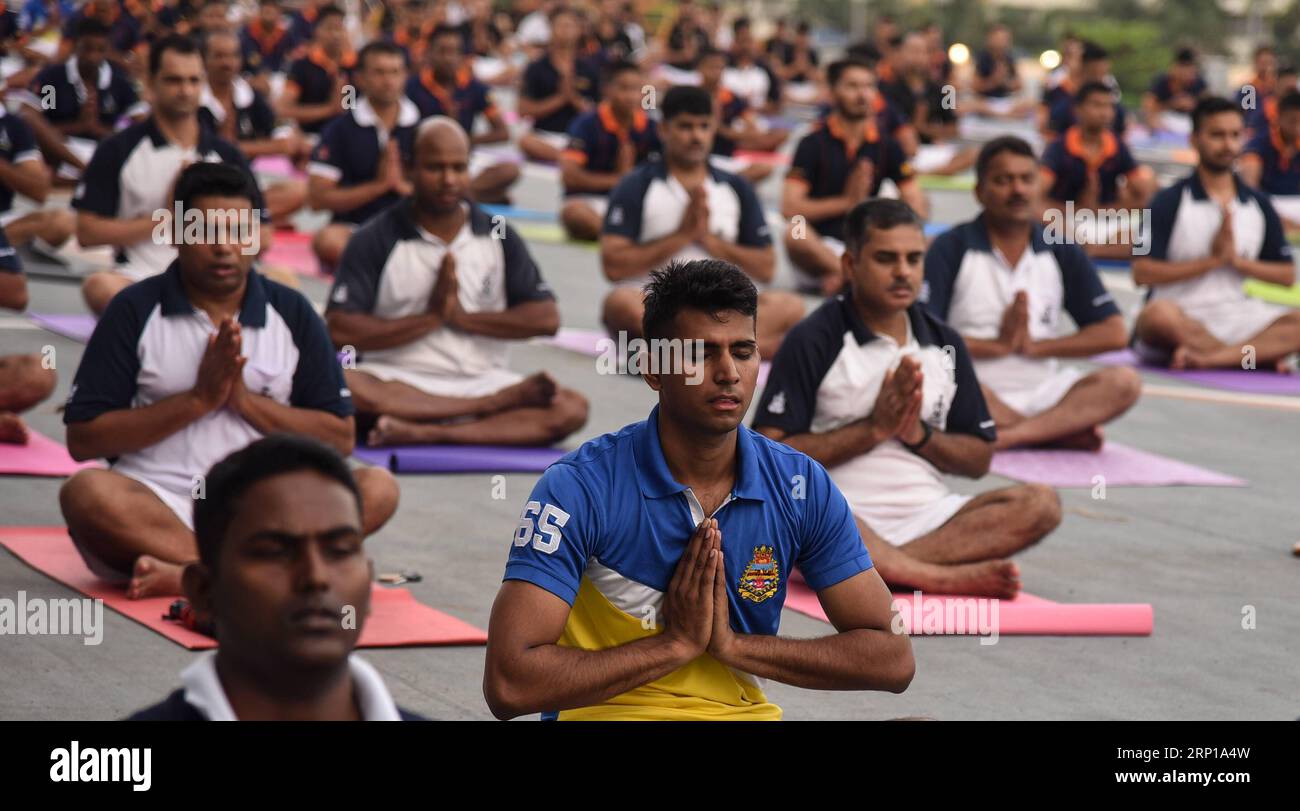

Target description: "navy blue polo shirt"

left=405, top=65, right=497, bottom=133
left=786, top=114, right=914, bottom=241
left=240, top=19, right=301, bottom=74
left=1242, top=126, right=1300, bottom=195
left=1040, top=127, right=1140, bottom=204
left=31, top=56, right=138, bottom=137
left=1046, top=93, right=1128, bottom=137
left=285, top=47, right=356, bottom=133
left=1148, top=72, right=1207, bottom=105
left=560, top=103, right=662, bottom=196
left=503, top=404, right=872, bottom=719
left=0, top=108, right=41, bottom=214
left=288, top=4, right=320, bottom=43
left=521, top=53, right=601, bottom=134
left=975, top=49, right=1017, bottom=97
left=710, top=86, right=750, bottom=157
left=308, top=97, right=420, bottom=225
left=199, top=78, right=278, bottom=142
left=64, top=262, right=352, bottom=495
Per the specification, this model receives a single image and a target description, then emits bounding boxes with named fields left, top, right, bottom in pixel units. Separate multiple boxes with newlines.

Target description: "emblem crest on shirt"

left=737, top=546, right=779, bottom=603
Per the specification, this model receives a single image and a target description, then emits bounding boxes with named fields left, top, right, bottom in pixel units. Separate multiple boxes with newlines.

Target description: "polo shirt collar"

left=633, top=405, right=765, bottom=502
left=65, top=56, right=111, bottom=94
left=837, top=294, right=940, bottom=348
left=1185, top=169, right=1250, bottom=203
left=159, top=261, right=270, bottom=327
left=200, top=77, right=255, bottom=123
left=145, top=116, right=226, bottom=152
left=1064, top=125, right=1118, bottom=167
left=823, top=111, right=880, bottom=150
left=352, top=96, right=420, bottom=129
left=597, top=101, right=648, bottom=136
left=390, top=198, right=491, bottom=237
left=180, top=651, right=402, bottom=721
left=967, top=212, right=1051, bottom=255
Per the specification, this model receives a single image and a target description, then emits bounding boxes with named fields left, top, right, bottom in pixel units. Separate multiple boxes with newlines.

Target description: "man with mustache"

left=129, top=435, right=423, bottom=721
left=484, top=259, right=914, bottom=720
left=1133, top=96, right=1300, bottom=371
left=755, top=199, right=1060, bottom=599
left=925, top=136, right=1140, bottom=450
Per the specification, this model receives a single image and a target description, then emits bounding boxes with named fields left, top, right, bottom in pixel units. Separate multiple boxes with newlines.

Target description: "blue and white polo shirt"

left=0, top=106, right=41, bottom=216
left=64, top=263, right=353, bottom=497
left=308, top=96, right=421, bottom=226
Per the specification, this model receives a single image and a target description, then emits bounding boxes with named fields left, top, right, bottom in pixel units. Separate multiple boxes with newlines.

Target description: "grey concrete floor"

left=1, top=160, right=1297, bottom=721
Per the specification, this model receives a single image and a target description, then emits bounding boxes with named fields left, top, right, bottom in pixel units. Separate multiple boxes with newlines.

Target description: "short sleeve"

left=1144, top=185, right=1182, bottom=261
left=729, top=173, right=771, bottom=247
left=795, top=460, right=873, bottom=590
left=502, top=464, right=596, bottom=605
left=308, top=119, right=346, bottom=181
left=521, top=59, right=547, bottom=99
left=1055, top=243, right=1121, bottom=327
left=502, top=225, right=555, bottom=306
left=71, top=137, right=125, bottom=216
left=920, top=228, right=964, bottom=320
left=601, top=170, right=648, bottom=240
left=751, top=309, right=840, bottom=436
left=1257, top=195, right=1293, bottom=263
left=270, top=286, right=353, bottom=417
left=940, top=328, right=997, bottom=441
left=786, top=131, right=818, bottom=184
left=326, top=221, right=389, bottom=314
left=63, top=293, right=145, bottom=423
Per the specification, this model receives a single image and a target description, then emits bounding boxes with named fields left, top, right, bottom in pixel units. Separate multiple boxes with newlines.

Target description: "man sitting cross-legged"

left=59, top=163, right=399, bottom=601
left=129, top=435, right=424, bottom=721
left=754, top=200, right=1061, bottom=598
left=925, top=137, right=1141, bottom=451
left=325, top=117, right=589, bottom=448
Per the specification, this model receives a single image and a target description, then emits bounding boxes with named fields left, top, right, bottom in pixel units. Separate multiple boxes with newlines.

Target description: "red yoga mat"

left=784, top=577, right=1153, bottom=636
left=261, top=231, right=326, bottom=279
left=0, top=527, right=487, bottom=649
left=0, top=430, right=102, bottom=477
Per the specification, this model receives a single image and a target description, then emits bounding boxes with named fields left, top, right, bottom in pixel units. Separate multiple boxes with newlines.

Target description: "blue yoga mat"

left=354, top=444, right=566, bottom=473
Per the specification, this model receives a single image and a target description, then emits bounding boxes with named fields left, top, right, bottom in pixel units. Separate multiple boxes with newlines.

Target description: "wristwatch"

left=901, top=421, right=933, bottom=453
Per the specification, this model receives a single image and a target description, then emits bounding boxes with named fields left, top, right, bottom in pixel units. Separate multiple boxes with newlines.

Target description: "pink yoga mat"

left=989, top=441, right=1246, bottom=488
left=251, top=155, right=307, bottom=179
left=30, top=312, right=97, bottom=343
left=541, top=328, right=772, bottom=386
left=261, top=231, right=325, bottom=278
left=0, top=430, right=101, bottom=476
left=1092, top=348, right=1300, bottom=396
left=784, top=577, right=1153, bottom=636
left=0, top=527, right=487, bottom=649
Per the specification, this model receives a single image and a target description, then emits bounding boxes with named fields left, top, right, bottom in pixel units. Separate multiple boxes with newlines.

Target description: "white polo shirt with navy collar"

left=1142, top=171, right=1294, bottom=344
left=602, top=158, right=771, bottom=287
left=64, top=263, right=353, bottom=511
left=922, top=215, right=1121, bottom=406
left=753, top=295, right=996, bottom=543
left=326, top=199, right=555, bottom=398
left=71, top=117, right=266, bottom=281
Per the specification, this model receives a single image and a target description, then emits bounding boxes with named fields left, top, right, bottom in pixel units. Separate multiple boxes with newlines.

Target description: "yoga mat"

left=917, top=173, right=976, bottom=191
left=260, top=230, right=324, bottom=278
left=0, top=527, right=487, bottom=649
left=1093, top=258, right=1131, bottom=272
left=539, top=328, right=772, bottom=386
left=480, top=203, right=559, bottom=223
left=514, top=222, right=599, bottom=251
left=990, top=441, right=1245, bottom=488
left=733, top=149, right=790, bottom=166
left=353, top=443, right=566, bottom=473
left=30, top=312, right=97, bottom=343
left=923, top=222, right=949, bottom=240
left=0, top=430, right=101, bottom=476
left=1091, top=348, right=1300, bottom=396
left=250, top=154, right=307, bottom=179
left=783, top=577, right=1153, bottom=636
left=1244, top=278, right=1300, bottom=308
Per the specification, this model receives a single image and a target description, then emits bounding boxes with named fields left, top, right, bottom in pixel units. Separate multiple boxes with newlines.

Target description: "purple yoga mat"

left=354, top=444, right=566, bottom=474
left=990, top=441, right=1246, bottom=488
left=1092, top=348, right=1300, bottom=396
left=542, top=328, right=773, bottom=386
left=30, top=313, right=97, bottom=343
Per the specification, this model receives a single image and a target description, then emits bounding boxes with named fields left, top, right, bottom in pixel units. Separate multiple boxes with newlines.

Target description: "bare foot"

left=1040, top=425, right=1105, bottom=452
left=367, top=414, right=441, bottom=447
left=127, top=555, right=185, bottom=600
left=493, top=372, right=557, bottom=413
left=930, top=560, right=1022, bottom=599
left=0, top=412, right=30, bottom=444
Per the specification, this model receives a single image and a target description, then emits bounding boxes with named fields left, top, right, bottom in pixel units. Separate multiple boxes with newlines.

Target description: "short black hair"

left=662, top=85, right=712, bottom=120
left=314, top=4, right=344, bottom=29
left=1191, top=95, right=1241, bottom=132
left=827, top=57, right=873, bottom=88
left=194, top=435, right=362, bottom=570
left=172, top=161, right=261, bottom=212
left=357, top=39, right=406, bottom=71
left=600, top=58, right=640, bottom=91
left=1277, top=90, right=1300, bottom=115
left=149, top=34, right=201, bottom=76
left=732, top=16, right=750, bottom=35
left=975, top=135, right=1036, bottom=184
left=73, top=17, right=111, bottom=40
left=642, top=260, right=758, bottom=342
left=844, top=198, right=923, bottom=257
left=1175, top=47, right=1197, bottom=65
left=1081, top=40, right=1108, bottom=63
left=1075, top=80, right=1113, bottom=105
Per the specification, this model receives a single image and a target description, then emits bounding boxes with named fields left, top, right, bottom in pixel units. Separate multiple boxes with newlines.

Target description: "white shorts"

left=0, top=209, right=24, bottom=228
left=565, top=194, right=608, bottom=219
left=69, top=470, right=196, bottom=584
left=355, top=362, right=523, bottom=400
left=991, top=365, right=1084, bottom=418
left=857, top=492, right=974, bottom=546
left=784, top=81, right=820, bottom=105
left=469, top=150, right=514, bottom=176
left=1184, top=297, right=1293, bottom=346
left=526, top=129, right=570, bottom=152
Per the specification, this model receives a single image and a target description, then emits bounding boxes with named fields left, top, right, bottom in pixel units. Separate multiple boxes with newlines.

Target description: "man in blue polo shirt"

left=326, top=117, right=589, bottom=448
left=781, top=58, right=925, bottom=295
left=925, top=137, right=1140, bottom=451
left=1141, top=48, right=1207, bottom=135
left=59, top=162, right=398, bottom=601
left=73, top=34, right=267, bottom=315
left=483, top=259, right=914, bottom=721
left=404, top=23, right=518, bottom=205
left=1240, top=90, right=1300, bottom=228
left=756, top=200, right=1059, bottom=599
left=599, top=86, right=804, bottom=359
left=558, top=59, right=661, bottom=241
left=239, top=0, right=300, bottom=78
left=517, top=6, right=600, bottom=164
left=1133, top=96, right=1300, bottom=371
left=307, top=39, right=418, bottom=268
left=276, top=4, right=353, bottom=137
left=1043, top=41, right=1128, bottom=139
